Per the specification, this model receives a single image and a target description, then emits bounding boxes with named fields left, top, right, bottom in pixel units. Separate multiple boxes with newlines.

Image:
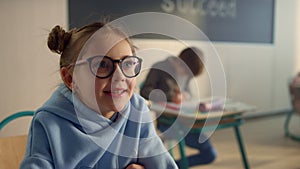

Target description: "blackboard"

left=69, top=0, right=275, bottom=43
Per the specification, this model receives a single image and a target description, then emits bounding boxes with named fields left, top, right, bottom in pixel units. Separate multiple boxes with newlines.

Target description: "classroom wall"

left=0, top=0, right=299, bottom=137
left=0, top=0, right=67, bottom=137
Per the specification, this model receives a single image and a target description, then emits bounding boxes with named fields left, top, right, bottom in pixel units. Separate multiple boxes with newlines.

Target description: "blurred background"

left=0, top=0, right=299, bottom=139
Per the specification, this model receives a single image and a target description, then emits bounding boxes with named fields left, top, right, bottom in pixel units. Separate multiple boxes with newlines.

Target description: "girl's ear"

left=60, top=67, right=73, bottom=90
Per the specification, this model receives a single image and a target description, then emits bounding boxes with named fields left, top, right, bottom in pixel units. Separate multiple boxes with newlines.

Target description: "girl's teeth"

left=112, top=90, right=123, bottom=94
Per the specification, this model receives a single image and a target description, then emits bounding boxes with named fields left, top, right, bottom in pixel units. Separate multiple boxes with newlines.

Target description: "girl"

left=20, top=22, right=177, bottom=169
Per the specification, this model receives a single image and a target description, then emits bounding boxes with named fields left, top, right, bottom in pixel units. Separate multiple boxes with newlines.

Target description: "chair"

left=284, top=75, right=300, bottom=141
left=0, top=134, right=28, bottom=168
left=0, top=111, right=34, bottom=131
left=0, top=111, right=34, bottom=168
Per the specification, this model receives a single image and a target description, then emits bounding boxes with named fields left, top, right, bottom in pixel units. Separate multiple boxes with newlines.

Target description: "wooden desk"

left=0, top=135, right=27, bottom=169
left=150, top=100, right=254, bottom=169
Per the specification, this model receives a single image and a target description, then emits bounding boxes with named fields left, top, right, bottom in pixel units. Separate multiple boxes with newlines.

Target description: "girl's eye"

left=91, top=60, right=111, bottom=73
left=123, top=61, right=134, bottom=68
left=99, top=61, right=108, bottom=68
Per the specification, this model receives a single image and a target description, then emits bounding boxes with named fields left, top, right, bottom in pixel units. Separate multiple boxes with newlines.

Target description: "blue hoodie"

left=20, top=84, right=178, bottom=169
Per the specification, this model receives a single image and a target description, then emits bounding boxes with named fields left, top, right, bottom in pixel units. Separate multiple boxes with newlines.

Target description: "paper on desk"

left=150, top=98, right=225, bottom=114
left=224, top=99, right=256, bottom=112
left=149, top=101, right=197, bottom=115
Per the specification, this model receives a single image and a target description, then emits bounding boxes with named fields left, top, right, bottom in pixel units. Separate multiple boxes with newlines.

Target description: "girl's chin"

left=103, top=101, right=128, bottom=112
left=112, top=102, right=127, bottom=112
left=97, top=94, right=131, bottom=112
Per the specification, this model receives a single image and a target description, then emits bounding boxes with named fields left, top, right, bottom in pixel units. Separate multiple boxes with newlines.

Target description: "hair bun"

left=47, top=25, right=72, bottom=54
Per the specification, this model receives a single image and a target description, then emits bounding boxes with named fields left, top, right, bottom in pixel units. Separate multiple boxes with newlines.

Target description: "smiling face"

left=72, top=37, right=136, bottom=118
left=95, top=40, right=136, bottom=114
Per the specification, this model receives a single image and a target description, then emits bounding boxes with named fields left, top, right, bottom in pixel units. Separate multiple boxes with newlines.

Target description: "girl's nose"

left=112, top=65, right=125, bottom=81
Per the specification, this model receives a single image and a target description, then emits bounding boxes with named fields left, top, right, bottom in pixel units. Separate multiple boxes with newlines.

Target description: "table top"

left=149, top=99, right=255, bottom=120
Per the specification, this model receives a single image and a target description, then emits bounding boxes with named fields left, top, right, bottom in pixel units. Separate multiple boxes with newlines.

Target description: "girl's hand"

left=126, top=164, right=145, bottom=169
left=172, top=92, right=182, bottom=104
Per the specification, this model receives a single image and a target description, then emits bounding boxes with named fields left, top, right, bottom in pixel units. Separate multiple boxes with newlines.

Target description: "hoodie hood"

left=37, top=84, right=130, bottom=131
left=36, top=84, right=153, bottom=157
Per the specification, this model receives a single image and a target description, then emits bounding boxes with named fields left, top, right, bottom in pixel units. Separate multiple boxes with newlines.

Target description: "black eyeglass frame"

left=74, top=55, right=143, bottom=79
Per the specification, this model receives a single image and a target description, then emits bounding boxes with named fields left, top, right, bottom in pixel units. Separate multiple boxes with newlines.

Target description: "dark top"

left=140, top=57, right=191, bottom=102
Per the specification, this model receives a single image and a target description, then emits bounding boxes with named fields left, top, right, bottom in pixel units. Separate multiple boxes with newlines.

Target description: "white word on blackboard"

left=161, top=0, right=236, bottom=18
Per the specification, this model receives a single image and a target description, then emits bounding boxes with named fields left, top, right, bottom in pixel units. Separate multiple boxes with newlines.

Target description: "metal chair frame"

left=0, top=111, right=34, bottom=131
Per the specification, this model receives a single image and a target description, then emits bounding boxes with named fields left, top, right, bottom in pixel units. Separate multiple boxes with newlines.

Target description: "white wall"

left=1, top=0, right=300, bottom=137
left=273, top=0, right=300, bottom=111
left=0, top=0, right=67, bottom=137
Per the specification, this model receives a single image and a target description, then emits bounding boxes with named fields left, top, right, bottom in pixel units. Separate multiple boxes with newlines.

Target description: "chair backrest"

left=0, top=111, right=34, bottom=168
left=0, top=111, right=34, bottom=131
left=0, top=134, right=28, bottom=169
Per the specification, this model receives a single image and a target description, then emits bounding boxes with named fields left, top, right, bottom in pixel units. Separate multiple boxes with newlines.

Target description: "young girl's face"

left=73, top=39, right=136, bottom=117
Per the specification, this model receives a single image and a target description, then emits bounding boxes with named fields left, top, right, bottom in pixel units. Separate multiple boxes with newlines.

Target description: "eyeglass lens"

left=89, top=56, right=142, bottom=78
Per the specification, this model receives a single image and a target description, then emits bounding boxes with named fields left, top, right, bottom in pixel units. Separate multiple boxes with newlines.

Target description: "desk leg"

left=284, top=110, right=293, bottom=137
left=178, top=139, right=189, bottom=169
left=167, top=141, right=174, bottom=158
left=234, top=126, right=250, bottom=169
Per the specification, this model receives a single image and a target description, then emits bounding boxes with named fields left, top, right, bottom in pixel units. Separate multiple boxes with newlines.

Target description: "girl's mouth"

left=104, top=89, right=128, bottom=97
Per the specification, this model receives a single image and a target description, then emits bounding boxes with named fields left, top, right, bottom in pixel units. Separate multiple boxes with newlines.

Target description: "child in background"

left=20, top=22, right=177, bottom=169
left=140, top=47, right=217, bottom=167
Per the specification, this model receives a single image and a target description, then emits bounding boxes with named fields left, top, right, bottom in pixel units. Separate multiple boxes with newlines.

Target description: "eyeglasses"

left=74, top=55, right=142, bottom=79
